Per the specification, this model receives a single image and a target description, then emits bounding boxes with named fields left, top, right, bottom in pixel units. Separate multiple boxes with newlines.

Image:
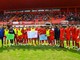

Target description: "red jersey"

left=35, top=27, right=39, bottom=31
left=75, top=29, right=79, bottom=40
left=27, top=28, right=31, bottom=31
left=48, top=30, right=54, bottom=41
left=70, top=27, right=76, bottom=40
left=75, top=28, right=80, bottom=42
left=79, top=29, right=80, bottom=39
left=38, top=28, right=46, bottom=35
left=21, top=29, right=27, bottom=39
left=21, top=29, right=27, bottom=35
left=60, top=28, right=65, bottom=41
left=79, top=29, right=80, bottom=37
left=65, top=27, right=71, bottom=40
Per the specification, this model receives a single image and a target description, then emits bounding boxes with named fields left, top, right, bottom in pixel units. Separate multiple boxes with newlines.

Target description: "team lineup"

left=0, top=24, right=80, bottom=50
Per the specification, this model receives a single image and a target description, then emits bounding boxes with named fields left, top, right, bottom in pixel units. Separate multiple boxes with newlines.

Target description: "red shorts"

left=15, top=34, right=17, bottom=38
left=4, top=36, right=6, bottom=38
left=4, top=36, right=6, bottom=41
left=60, top=37, right=64, bottom=41
left=48, top=36, right=54, bottom=41
left=17, top=35, right=23, bottom=40
left=72, top=36, right=76, bottom=41
left=23, top=34, right=27, bottom=39
left=17, top=39, right=23, bottom=43
left=66, top=36, right=70, bottom=41
left=75, top=38, right=80, bottom=43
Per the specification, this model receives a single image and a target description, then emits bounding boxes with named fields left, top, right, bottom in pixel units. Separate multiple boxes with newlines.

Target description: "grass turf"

left=0, top=45, right=80, bottom=60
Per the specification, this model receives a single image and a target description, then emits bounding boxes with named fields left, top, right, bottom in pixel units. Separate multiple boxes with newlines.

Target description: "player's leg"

left=68, top=40, right=70, bottom=49
left=0, top=37, right=4, bottom=47
left=66, top=40, right=69, bottom=48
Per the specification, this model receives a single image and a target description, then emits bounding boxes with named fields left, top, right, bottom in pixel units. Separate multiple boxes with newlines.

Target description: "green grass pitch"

left=0, top=45, right=80, bottom=60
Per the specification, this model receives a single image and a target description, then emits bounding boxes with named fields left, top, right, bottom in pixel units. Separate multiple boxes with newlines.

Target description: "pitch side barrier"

left=12, top=24, right=80, bottom=28
left=0, top=21, right=80, bottom=28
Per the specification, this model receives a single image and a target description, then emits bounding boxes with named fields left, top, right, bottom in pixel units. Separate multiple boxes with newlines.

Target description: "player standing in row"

left=54, top=25, right=60, bottom=47
left=60, top=25, right=65, bottom=47
left=48, top=27, right=55, bottom=46
left=65, top=25, right=71, bottom=49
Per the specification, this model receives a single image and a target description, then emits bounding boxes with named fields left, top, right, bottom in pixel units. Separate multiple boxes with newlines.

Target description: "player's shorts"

left=4, top=36, right=6, bottom=38
left=17, top=35, right=23, bottom=40
left=66, top=36, right=70, bottom=41
left=15, top=34, right=17, bottom=38
left=60, top=37, right=64, bottom=41
left=48, top=36, right=54, bottom=41
left=23, top=34, right=27, bottom=39
left=72, top=36, right=76, bottom=41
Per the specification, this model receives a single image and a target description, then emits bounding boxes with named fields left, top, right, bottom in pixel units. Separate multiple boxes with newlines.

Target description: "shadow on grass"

left=0, top=45, right=80, bottom=54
